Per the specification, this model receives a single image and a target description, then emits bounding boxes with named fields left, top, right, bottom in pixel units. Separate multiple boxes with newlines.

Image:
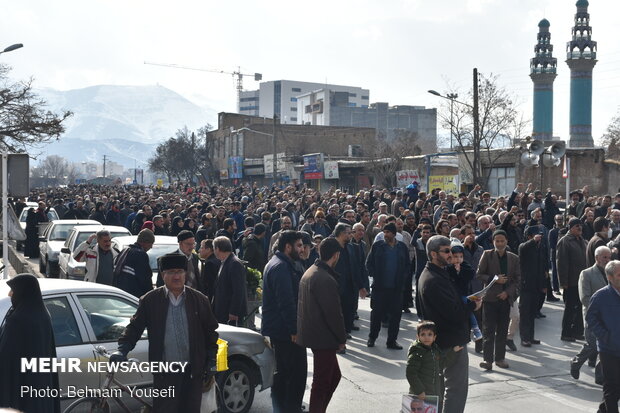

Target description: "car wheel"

left=217, top=360, right=256, bottom=413
left=39, top=256, right=46, bottom=274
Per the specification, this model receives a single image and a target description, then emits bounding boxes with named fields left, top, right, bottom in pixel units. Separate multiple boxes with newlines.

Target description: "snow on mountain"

left=34, top=84, right=218, bottom=167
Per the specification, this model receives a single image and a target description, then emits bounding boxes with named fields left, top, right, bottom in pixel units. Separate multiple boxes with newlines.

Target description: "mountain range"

left=35, top=84, right=217, bottom=167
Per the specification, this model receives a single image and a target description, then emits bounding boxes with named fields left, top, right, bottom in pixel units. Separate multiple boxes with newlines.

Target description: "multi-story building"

left=238, top=80, right=369, bottom=123
left=298, top=88, right=437, bottom=153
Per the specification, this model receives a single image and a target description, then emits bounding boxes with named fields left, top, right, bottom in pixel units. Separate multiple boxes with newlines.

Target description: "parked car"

left=111, top=235, right=179, bottom=285
left=38, top=219, right=100, bottom=277
left=16, top=202, right=59, bottom=250
left=58, top=225, right=130, bottom=280
left=0, top=279, right=274, bottom=413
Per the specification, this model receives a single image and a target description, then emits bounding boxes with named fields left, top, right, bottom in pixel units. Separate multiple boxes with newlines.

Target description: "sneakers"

left=472, top=327, right=483, bottom=341
left=506, top=339, right=517, bottom=351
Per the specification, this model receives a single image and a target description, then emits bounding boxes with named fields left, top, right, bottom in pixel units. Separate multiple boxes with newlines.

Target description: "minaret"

left=566, top=0, right=597, bottom=147
left=530, top=18, right=557, bottom=141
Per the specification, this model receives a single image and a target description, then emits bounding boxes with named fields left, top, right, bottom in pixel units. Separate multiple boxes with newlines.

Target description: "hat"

left=300, top=231, right=313, bottom=246
left=568, top=218, right=583, bottom=229
left=254, top=223, right=266, bottom=236
left=492, top=229, right=508, bottom=239
left=177, top=230, right=194, bottom=242
left=137, top=229, right=155, bottom=244
left=525, top=225, right=542, bottom=237
left=159, top=253, right=187, bottom=272
left=450, top=239, right=465, bottom=254
left=383, top=222, right=397, bottom=235
left=379, top=202, right=388, bottom=207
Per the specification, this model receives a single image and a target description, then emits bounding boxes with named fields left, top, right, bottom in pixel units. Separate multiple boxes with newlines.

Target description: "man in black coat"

left=198, top=238, right=220, bottom=301
left=114, top=229, right=155, bottom=298
left=365, top=223, right=410, bottom=349
left=212, top=236, right=248, bottom=325
left=518, top=226, right=548, bottom=346
left=418, top=235, right=481, bottom=413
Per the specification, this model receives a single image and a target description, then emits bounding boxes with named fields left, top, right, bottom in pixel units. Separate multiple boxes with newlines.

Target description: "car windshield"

left=147, top=244, right=179, bottom=270
left=73, top=231, right=130, bottom=250
left=49, top=224, right=79, bottom=241
left=20, top=208, right=58, bottom=222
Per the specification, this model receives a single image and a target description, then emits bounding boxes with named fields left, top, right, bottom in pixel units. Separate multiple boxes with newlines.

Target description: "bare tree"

left=367, top=131, right=422, bottom=188
left=0, top=64, right=72, bottom=152
left=438, top=73, right=529, bottom=186
left=601, top=108, right=620, bottom=160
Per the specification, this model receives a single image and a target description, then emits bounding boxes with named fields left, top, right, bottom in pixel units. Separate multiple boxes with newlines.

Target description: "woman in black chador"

left=24, top=208, right=40, bottom=258
left=0, top=274, right=60, bottom=413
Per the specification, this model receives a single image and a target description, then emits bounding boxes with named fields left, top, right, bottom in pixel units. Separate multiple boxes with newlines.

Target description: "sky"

left=1, top=0, right=619, bottom=145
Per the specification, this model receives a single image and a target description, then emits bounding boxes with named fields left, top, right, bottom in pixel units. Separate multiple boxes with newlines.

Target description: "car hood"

left=217, top=324, right=266, bottom=355
left=46, top=241, right=66, bottom=257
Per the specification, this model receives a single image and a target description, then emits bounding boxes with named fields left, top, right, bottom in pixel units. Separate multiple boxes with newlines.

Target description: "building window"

left=290, top=117, right=297, bottom=122
left=240, top=97, right=258, bottom=102
left=274, top=81, right=281, bottom=116
left=362, top=95, right=369, bottom=100
left=486, top=167, right=515, bottom=196
left=349, top=93, right=357, bottom=97
left=290, top=107, right=297, bottom=112
left=348, top=102, right=357, bottom=107
left=292, top=87, right=302, bottom=92
left=361, top=105, right=369, bottom=108
left=240, top=105, right=258, bottom=111
left=290, top=97, right=297, bottom=102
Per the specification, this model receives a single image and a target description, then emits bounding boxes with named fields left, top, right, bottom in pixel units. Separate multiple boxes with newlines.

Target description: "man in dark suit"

left=212, top=236, right=248, bottom=325
left=112, top=253, right=219, bottom=413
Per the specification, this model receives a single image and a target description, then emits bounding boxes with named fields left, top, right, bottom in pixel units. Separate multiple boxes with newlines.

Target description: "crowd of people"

left=3, top=180, right=620, bottom=413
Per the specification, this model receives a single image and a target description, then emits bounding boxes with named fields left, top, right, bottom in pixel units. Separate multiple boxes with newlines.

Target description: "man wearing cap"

left=476, top=230, right=520, bottom=370
left=114, top=229, right=155, bottom=298
left=113, top=253, right=219, bottom=413
left=159, top=230, right=202, bottom=291
left=242, top=223, right=268, bottom=273
left=366, top=222, right=410, bottom=349
left=557, top=218, right=588, bottom=342
left=518, top=226, right=548, bottom=347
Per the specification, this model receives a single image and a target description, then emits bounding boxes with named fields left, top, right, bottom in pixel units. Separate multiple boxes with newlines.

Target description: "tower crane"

left=144, top=61, right=262, bottom=111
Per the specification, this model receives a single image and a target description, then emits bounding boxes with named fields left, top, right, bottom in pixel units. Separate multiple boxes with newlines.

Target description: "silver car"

left=58, top=225, right=130, bottom=280
left=0, top=279, right=274, bottom=413
left=38, top=220, right=100, bottom=277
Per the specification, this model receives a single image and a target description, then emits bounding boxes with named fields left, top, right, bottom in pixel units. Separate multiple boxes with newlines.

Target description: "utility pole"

left=272, top=114, right=277, bottom=185
left=473, top=68, right=480, bottom=186
left=103, top=155, right=107, bottom=178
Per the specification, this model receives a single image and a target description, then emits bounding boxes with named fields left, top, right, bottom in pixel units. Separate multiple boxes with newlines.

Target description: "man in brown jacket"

left=476, top=230, right=521, bottom=370
left=557, top=218, right=588, bottom=341
left=297, top=238, right=347, bottom=413
left=113, top=253, right=219, bottom=413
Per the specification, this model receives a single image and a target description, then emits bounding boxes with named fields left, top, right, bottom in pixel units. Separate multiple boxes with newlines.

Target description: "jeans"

left=482, top=300, right=510, bottom=362
left=309, top=348, right=341, bottom=413
left=271, top=338, right=308, bottom=413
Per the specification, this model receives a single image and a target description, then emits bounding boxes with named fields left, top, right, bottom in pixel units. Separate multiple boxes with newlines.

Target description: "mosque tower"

left=530, top=18, right=557, bottom=141
left=566, top=0, right=597, bottom=147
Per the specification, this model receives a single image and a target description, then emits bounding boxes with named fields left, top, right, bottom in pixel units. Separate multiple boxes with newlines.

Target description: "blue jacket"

left=586, top=284, right=620, bottom=357
left=365, top=240, right=410, bottom=289
left=261, top=251, right=303, bottom=340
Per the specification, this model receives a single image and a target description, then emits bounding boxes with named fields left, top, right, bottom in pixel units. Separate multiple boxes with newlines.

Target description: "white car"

left=58, top=225, right=130, bottom=280
left=16, top=202, right=59, bottom=250
left=38, top=219, right=100, bottom=277
left=111, top=235, right=179, bottom=285
left=0, top=279, right=274, bottom=413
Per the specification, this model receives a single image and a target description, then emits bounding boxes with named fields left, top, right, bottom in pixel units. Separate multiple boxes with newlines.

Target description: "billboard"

left=324, top=161, right=339, bottom=180
left=219, top=169, right=229, bottom=180
left=228, top=156, right=243, bottom=179
left=303, top=153, right=324, bottom=180
left=395, top=170, right=420, bottom=188
left=263, top=153, right=286, bottom=175
left=429, top=175, right=459, bottom=194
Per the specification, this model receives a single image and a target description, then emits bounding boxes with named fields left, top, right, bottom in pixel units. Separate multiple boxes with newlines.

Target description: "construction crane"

left=144, top=61, right=262, bottom=111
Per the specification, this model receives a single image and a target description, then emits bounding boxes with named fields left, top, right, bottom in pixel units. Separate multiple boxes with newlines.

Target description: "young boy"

left=449, top=242, right=483, bottom=341
left=406, top=321, right=462, bottom=401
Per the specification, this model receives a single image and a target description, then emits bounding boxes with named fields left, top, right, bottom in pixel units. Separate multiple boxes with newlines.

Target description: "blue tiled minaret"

left=566, top=0, right=597, bottom=147
left=530, top=18, right=557, bottom=141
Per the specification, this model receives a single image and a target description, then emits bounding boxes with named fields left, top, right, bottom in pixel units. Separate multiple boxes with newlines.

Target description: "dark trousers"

left=574, top=324, right=599, bottom=368
left=309, top=348, right=341, bottom=413
left=561, top=286, right=584, bottom=339
left=271, top=338, right=308, bottom=413
left=152, top=369, right=202, bottom=413
left=369, top=287, right=403, bottom=343
left=519, top=291, right=539, bottom=342
left=340, top=289, right=357, bottom=333
left=403, top=262, right=414, bottom=310
left=482, top=300, right=510, bottom=363
left=599, top=352, right=620, bottom=413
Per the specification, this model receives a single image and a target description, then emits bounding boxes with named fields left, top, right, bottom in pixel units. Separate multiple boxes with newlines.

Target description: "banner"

left=324, top=161, right=339, bottom=180
left=429, top=175, right=459, bottom=194
left=219, top=169, right=229, bottom=180
left=396, top=170, right=420, bottom=187
left=264, top=153, right=286, bottom=175
left=303, top=153, right=324, bottom=180
left=228, top=156, right=243, bottom=179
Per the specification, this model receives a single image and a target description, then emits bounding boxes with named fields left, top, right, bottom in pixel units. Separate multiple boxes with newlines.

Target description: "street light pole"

left=273, top=115, right=277, bottom=186
left=447, top=93, right=458, bottom=150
